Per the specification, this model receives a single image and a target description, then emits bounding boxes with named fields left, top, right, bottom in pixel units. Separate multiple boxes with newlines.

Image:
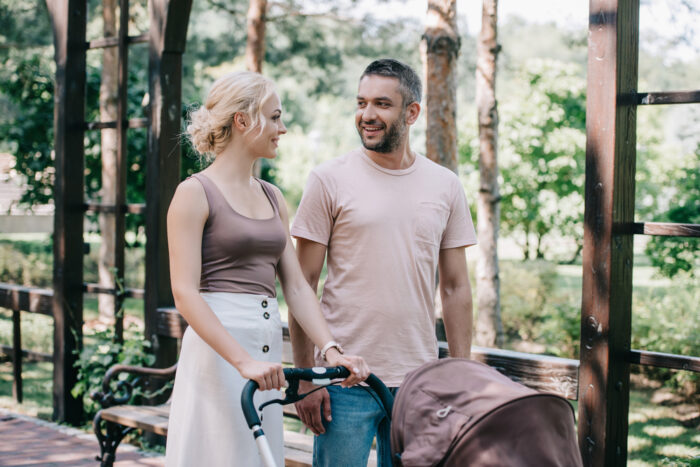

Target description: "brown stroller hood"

left=391, top=358, right=582, bottom=467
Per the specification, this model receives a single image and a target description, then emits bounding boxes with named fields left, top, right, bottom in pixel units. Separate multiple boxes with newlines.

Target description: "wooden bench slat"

left=101, top=404, right=170, bottom=436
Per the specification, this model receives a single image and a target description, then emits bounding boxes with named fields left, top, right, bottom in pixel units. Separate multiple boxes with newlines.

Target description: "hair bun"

left=186, top=106, right=215, bottom=156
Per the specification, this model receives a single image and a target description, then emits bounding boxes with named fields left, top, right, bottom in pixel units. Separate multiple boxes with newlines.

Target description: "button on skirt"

left=165, top=292, right=284, bottom=467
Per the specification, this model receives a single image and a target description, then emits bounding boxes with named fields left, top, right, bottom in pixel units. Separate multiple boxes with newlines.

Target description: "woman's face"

left=247, top=92, right=287, bottom=159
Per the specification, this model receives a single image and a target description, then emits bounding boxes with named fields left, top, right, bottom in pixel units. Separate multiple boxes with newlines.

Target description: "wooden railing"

left=4, top=285, right=698, bottom=407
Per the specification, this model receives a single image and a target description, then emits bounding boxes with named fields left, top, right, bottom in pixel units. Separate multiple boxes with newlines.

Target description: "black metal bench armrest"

left=92, top=363, right=178, bottom=408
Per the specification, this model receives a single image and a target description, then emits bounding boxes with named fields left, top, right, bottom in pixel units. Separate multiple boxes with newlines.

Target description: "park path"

left=0, top=409, right=163, bottom=466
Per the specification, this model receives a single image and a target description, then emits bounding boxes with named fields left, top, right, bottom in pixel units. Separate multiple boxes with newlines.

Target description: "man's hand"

left=294, top=381, right=331, bottom=435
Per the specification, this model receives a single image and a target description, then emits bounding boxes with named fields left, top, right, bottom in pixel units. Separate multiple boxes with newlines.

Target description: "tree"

left=246, top=0, right=267, bottom=177
left=498, top=60, right=586, bottom=261
left=474, top=0, right=503, bottom=348
left=0, top=1, right=55, bottom=210
left=422, top=0, right=460, bottom=172
left=245, top=0, right=267, bottom=73
left=97, top=0, right=119, bottom=322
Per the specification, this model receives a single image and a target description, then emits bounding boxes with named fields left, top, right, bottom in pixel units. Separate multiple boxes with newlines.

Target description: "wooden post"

left=113, top=0, right=130, bottom=342
left=46, top=0, right=87, bottom=424
left=578, top=1, right=639, bottom=465
left=12, top=309, right=22, bottom=403
left=145, top=0, right=193, bottom=368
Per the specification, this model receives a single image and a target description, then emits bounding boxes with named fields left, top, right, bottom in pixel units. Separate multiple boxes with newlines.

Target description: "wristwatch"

left=320, top=341, right=344, bottom=362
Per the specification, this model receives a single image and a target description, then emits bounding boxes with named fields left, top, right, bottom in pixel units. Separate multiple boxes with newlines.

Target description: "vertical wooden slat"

left=145, top=0, right=193, bottom=367
left=12, top=309, right=22, bottom=403
left=113, top=0, right=129, bottom=342
left=579, top=1, right=639, bottom=465
left=46, top=0, right=86, bottom=424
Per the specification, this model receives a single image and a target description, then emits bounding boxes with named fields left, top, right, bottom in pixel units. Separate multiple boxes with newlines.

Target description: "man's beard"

left=359, top=112, right=406, bottom=153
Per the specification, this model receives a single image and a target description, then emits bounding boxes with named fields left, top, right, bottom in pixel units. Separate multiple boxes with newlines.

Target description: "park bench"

left=91, top=331, right=324, bottom=467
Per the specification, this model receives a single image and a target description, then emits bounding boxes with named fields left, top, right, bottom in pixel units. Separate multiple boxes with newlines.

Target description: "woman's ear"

left=233, top=112, right=249, bottom=131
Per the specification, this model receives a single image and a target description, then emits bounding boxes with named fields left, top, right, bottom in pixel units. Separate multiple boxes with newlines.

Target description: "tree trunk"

left=246, top=0, right=266, bottom=73
left=422, top=0, right=460, bottom=173
left=246, top=0, right=267, bottom=178
left=475, top=0, right=504, bottom=348
left=98, top=0, right=118, bottom=322
left=422, top=0, right=460, bottom=329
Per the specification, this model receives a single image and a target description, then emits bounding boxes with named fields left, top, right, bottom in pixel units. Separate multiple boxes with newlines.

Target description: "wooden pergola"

left=0, top=1, right=698, bottom=465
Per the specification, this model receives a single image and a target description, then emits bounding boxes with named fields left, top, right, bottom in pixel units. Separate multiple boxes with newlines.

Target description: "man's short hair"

left=360, top=58, right=422, bottom=107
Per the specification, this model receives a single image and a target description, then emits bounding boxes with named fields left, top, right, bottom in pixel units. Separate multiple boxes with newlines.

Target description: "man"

left=289, top=58, right=477, bottom=467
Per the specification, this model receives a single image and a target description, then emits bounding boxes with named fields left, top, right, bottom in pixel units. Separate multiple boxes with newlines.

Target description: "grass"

left=628, top=388, right=700, bottom=466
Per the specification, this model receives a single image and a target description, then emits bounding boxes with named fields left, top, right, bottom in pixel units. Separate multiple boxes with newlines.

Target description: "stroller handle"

left=241, top=366, right=394, bottom=429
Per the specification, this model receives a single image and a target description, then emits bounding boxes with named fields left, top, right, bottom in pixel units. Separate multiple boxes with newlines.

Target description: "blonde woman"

left=165, top=71, right=369, bottom=466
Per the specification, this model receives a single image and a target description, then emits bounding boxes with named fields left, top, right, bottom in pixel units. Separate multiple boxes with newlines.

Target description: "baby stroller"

left=243, top=359, right=582, bottom=467
left=391, top=358, right=583, bottom=466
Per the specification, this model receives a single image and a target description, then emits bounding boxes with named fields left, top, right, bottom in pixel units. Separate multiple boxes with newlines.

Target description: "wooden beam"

left=579, top=1, right=639, bottom=465
left=0, top=283, right=53, bottom=316
left=636, top=90, right=700, bottom=105
left=83, top=202, right=147, bottom=215
left=630, top=222, right=700, bottom=237
left=629, top=350, right=700, bottom=373
left=439, top=343, right=579, bottom=400
left=86, top=33, right=149, bottom=50
left=84, top=118, right=148, bottom=130
left=46, top=0, right=87, bottom=425
left=145, top=0, right=193, bottom=369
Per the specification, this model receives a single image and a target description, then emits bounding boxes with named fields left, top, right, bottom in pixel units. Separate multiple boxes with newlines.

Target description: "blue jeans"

left=313, top=385, right=397, bottom=467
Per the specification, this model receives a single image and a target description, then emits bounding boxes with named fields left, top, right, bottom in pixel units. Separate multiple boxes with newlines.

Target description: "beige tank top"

left=192, top=173, right=286, bottom=297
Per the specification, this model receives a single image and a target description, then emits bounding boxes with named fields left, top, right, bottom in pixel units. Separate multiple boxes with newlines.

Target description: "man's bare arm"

left=289, top=237, right=328, bottom=367
left=290, top=237, right=332, bottom=435
left=438, top=247, right=473, bottom=358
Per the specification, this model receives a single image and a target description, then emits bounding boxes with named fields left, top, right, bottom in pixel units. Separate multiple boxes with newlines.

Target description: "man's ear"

left=233, top=112, right=249, bottom=131
left=405, top=101, right=421, bottom=125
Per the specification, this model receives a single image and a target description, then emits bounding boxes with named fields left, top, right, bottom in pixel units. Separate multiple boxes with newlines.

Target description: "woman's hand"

left=238, top=358, right=285, bottom=391
left=325, top=350, right=370, bottom=388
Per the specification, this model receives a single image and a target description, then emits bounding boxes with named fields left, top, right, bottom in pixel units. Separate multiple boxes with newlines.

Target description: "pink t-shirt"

left=291, top=149, right=477, bottom=386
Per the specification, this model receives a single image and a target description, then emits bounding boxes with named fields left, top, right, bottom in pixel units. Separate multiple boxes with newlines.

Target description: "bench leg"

left=94, top=410, right=134, bottom=467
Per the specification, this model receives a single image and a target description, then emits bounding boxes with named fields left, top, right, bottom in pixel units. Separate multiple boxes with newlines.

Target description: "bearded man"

left=289, top=58, right=477, bottom=467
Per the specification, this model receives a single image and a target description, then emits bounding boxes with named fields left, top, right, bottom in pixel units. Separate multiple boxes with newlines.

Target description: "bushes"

left=72, top=325, right=157, bottom=419
left=0, top=236, right=145, bottom=289
left=499, top=260, right=580, bottom=359
left=0, top=238, right=53, bottom=287
left=632, top=275, right=700, bottom=398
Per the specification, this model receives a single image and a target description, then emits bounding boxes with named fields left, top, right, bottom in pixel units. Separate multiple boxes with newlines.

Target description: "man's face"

left=355, top=75, right=408, bottom=153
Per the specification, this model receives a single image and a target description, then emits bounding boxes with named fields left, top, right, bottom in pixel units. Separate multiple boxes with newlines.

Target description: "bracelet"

left=320, top=341, right=344, bottom=362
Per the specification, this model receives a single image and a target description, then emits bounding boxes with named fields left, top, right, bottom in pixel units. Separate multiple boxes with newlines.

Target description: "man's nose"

left=362, top=103, right=378, bottom=121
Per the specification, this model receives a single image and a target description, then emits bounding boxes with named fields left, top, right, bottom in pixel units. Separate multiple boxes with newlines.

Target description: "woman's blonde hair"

left=186, top=71, right=276, bottom=161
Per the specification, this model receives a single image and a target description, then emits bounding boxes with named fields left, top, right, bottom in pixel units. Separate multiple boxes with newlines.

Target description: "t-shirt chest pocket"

left=413, top=201, right=449, bottom=246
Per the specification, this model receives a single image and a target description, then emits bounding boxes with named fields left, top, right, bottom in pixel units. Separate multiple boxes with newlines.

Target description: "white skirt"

left=165, top=292, right=284, bottom=467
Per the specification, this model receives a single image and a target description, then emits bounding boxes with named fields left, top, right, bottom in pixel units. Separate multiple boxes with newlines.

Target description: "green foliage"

left=72, top=326, right=155, bottom=418
left=0, top=236, right=145, bottom=289
left=632, top=276, right=700, bottom=396
left=0, top=238, right=53, bottom=287
left=497, top=59, right=587, bottom=260
left=644, top=162, right=700, bottom=278
left=0, top=308, right=53, bottom=354
left=499, top=260, right=581, bottom=359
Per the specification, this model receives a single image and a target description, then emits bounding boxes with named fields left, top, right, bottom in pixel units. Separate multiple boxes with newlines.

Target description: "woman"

left=165, top=71, right=369, bottom=466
